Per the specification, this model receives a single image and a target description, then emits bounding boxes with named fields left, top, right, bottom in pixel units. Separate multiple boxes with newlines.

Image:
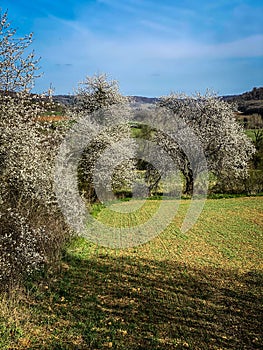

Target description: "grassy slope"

left=1, top=197, right=262, bottom=349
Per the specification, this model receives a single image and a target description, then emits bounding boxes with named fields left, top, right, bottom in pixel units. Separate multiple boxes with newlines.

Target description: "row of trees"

left=0, top=10, right=257, bottom=290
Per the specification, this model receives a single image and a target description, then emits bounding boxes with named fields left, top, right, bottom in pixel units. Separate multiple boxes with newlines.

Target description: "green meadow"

left=1, top=196, right=262, bottom=349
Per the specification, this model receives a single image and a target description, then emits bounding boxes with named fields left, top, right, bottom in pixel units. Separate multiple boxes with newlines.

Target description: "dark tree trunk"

left=183, top=165, right=194, bottom=196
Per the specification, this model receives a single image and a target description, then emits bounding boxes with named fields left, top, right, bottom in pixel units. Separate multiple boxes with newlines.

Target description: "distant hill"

left=222, top=87, right=263, bottom=116
left=52, top=87, right=263, bottom=117
left=223, top=87, right=263, bottom=101
left=128, top=96, right=159, bottom=104
left=52, top=94, right=159, bottom=106
left=53, top=94, right=75, bottom=106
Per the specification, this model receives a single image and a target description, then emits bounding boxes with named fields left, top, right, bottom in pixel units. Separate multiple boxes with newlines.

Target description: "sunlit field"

left=1, top=196, right=262, bottom=349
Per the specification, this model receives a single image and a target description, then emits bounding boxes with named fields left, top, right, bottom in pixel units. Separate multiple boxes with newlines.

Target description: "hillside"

left=223, top=87, right=263, bottom=116
left=53, top=87, right=263, bottom=118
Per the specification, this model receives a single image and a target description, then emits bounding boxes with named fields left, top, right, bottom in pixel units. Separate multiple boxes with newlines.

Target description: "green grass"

left=245, top=128, right=263, bottom=142
left=1, top=197, right=262, bottom=349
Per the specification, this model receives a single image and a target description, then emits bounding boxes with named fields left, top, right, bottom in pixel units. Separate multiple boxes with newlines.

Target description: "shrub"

left=0, top=91, right=72, bottom=291
left=0, top=10, right=71, bottom=291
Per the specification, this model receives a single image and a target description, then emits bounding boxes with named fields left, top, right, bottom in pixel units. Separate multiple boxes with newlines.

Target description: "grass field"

left=1, top=197, right=262, bottom=349
left=245, top=129, right=263, bottom=142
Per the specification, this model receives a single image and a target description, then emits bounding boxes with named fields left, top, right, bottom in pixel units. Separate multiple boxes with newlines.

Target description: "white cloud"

left=32, top=3, right=263, bottom=95
left=137, top=34, right=263, bottom=60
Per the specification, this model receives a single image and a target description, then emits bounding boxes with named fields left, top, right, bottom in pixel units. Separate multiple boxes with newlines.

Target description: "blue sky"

left=1, top=0, right=263, bottom=96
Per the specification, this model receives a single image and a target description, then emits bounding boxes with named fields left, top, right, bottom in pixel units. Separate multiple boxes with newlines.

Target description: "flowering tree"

left=0, top=10, right=40, bottom=92
left=151, top=91, right=256, bottom=194
left=74, top=73, right=127, bottom=114
left=0, top=89, right=71, bottom=289
left=72, top=73, right=135, bottom=203
left=0, top=11, right=69, bottom=290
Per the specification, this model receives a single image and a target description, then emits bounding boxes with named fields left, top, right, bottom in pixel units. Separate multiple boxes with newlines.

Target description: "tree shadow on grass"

left=25, top=252, right=262, bottom=350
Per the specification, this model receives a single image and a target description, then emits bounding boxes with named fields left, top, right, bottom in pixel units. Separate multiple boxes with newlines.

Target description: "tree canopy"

left=148, top=92, right=256, bottom=194
left=0, top=10, right=40, bottom=92
left=71, top=73, right=135, bottom=202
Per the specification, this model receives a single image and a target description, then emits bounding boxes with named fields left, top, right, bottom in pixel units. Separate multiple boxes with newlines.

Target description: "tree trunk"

left=183, top=166, right=194, bottom=196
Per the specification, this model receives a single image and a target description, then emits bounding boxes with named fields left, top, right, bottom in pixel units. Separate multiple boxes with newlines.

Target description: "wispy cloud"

left=132, top=35, right=263, bottom=60
left=1, top=0, right=262, bottom=95
left=46, top=15, right=263, bottom=61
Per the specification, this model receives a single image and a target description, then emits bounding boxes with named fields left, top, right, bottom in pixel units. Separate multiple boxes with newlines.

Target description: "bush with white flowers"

left=0, top=11, right=70, bottom=290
